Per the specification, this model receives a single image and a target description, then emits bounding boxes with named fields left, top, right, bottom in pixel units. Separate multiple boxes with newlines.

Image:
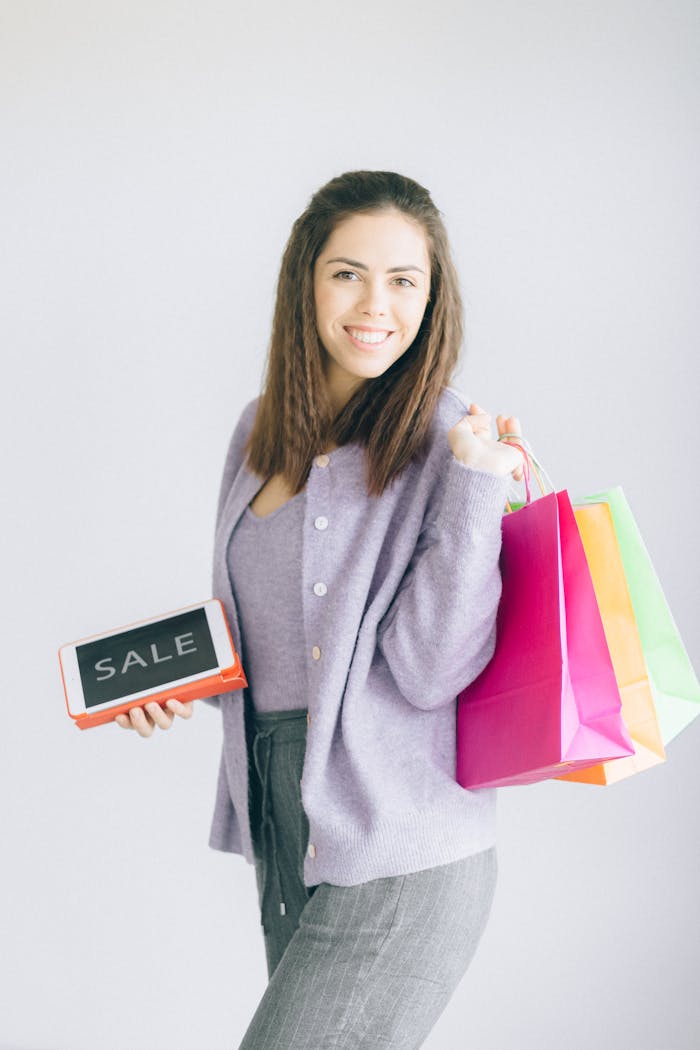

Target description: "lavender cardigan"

left=207, top=386, right=509, bottom=887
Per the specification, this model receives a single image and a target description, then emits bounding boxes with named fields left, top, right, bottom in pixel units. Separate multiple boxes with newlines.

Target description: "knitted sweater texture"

left=207, top=386, right=509, bottom=887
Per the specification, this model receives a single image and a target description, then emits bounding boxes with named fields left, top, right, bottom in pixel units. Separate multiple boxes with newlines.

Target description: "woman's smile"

left=343, top=325, right=394, bottom=349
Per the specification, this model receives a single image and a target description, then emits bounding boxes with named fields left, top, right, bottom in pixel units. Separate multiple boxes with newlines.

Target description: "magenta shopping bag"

left=456, top=490, right=634, bottom=788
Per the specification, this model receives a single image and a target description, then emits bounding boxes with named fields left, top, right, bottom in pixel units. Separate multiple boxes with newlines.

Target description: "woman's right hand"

left=448, top=403, right=525, bottom=480
left=115, top=699, right=193, bottom=738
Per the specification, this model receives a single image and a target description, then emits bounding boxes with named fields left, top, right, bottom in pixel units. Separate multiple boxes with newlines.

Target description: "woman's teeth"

left=346, top=328, right=391, bottom=344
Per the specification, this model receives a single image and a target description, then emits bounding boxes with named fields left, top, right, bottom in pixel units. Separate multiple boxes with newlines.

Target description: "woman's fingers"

left=496, top=413, right=522, bottom=437
left=128, top=705, right=156, bottom=737
left=115, top=699, right=194, bottom=734
left=165, top=699, right=194, bottom=719
left=467, top=402, right=492, bottom=435
left=114, top=703, right=161, bottom=737
left=452, top=402, right=527, bottom=482
left=145, top=701, right=175, bottom=730
left=469, top=402, right=490, bottom=418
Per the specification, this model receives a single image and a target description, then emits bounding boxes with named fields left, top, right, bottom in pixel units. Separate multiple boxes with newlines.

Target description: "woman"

left=117, top=170, right=524, bottom=1049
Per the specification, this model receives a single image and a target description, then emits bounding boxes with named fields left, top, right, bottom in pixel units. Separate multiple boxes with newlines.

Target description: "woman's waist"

left=249, top=705, right=309, bottom=743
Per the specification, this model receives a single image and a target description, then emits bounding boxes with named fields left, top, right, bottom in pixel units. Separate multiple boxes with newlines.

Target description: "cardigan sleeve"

left=375, top=454, right=509, bottom=710
left=201, top=398, right=259, bottom=710
left=214, top=397, right=260, bottom=530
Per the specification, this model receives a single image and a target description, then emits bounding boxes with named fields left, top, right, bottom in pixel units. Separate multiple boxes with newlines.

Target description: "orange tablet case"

left=59, top=599, right=247, bottom=730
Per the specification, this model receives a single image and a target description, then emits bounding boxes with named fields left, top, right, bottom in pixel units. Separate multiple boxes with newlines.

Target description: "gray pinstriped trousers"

left=239, top=707, right=497, bottom=1050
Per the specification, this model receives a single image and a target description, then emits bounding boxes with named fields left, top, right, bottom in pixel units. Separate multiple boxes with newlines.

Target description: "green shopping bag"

left=577, top=487, right=700, bottom=745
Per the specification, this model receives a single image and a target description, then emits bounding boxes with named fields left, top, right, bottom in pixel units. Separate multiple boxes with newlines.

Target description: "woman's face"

left=313, top=209, right=431, bottom=411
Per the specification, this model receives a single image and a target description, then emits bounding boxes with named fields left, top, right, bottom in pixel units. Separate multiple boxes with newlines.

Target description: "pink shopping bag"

left=456, top=490, right=634, bottom=788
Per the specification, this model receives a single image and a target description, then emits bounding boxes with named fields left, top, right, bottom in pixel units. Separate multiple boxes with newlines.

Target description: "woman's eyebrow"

left=325, top=256, right=426, bottom=275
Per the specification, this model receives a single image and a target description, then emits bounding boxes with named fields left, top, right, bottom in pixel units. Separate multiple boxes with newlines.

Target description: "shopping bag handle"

left=497, top=433, right=556, bottom=512
left=499, top=438, right=532, bottom=505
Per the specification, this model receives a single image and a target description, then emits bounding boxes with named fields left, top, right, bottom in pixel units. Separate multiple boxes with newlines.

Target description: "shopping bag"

left=456, top=489, right=634, bottom=789
left=576, top=487, right=700, bottom=745
left=555, top=500, right=665, bottom=784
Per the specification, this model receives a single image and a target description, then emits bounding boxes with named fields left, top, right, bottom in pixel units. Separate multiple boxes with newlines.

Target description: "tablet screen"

left=76, top=607, right=219, bottom=707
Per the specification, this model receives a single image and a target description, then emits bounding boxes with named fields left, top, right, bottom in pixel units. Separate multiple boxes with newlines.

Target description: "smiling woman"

left=220, top=172, right=522, bottom=1049
left=313, top=210, right=432, bottom=412
left=116, top=169, right=524, bottom=1049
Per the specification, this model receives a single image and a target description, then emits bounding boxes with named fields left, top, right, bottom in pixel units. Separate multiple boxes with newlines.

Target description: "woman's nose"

left=356, top=280, right=388, bottom=316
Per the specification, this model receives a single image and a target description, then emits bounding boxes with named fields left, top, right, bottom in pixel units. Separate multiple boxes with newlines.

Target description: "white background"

left=2, top=2, right=698, bottom=1047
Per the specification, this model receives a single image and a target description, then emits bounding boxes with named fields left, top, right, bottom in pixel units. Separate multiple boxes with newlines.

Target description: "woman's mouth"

left=343, top=326, right=393, bottom=350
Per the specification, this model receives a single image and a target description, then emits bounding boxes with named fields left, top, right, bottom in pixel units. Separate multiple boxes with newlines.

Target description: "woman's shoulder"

left=397, top=386, right=471, bottom=478
left=219, top=395, right=260, bottom=475
left=227, top=390, right=468, bottom=469
left=236, top=395, right=261, bottom=436
left=428, top=385, right=471, bottom=442
left=231, top=395, right=261, bottom=448
left=235, top=390, right=465, bottom=439
left=437, top=384, right=470, bottom=420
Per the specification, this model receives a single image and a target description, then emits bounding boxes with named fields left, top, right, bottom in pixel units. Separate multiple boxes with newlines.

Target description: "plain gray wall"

left=2, top=1, right=698, bottom=1047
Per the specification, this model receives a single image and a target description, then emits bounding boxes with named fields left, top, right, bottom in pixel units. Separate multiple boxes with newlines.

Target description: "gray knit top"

left=226, top=494, right=308, bottom=713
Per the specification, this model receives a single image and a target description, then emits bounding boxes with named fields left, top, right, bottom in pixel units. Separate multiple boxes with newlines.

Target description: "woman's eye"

left=332, top=271, right=415, bottom=288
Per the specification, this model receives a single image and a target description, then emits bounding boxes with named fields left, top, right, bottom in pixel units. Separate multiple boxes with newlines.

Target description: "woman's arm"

left=375, top=408, right=522, bottom=711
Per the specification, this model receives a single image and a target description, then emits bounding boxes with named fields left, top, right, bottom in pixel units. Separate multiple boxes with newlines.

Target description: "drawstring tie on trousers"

left=252, top=726, right=287, bottom=925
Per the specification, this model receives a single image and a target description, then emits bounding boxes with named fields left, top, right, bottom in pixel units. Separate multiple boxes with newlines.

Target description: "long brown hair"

left=245, top=170, right=464, bottom=498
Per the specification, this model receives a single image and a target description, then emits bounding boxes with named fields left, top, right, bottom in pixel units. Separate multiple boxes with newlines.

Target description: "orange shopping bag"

left=556, top=500, right=665, bottom=784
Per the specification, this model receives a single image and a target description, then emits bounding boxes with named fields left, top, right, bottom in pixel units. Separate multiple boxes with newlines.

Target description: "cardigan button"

left=313, top=581, right=328, bottom=596
left=314, top=516, right=329, bottom=530
left=312, top=646, right=321, bottom=661
left=307, top=843, right=317, bottom=858
left=314, top=454, right=330, bottom=468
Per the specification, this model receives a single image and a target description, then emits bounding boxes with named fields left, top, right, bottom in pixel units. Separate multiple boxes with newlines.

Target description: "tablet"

left=59, top=599, right=246, bottom=729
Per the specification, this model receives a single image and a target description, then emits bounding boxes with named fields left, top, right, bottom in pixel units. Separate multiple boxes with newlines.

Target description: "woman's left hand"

left=114, top=698, right=194, bottom=737
left=448, top=402, right=525, bottom=481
